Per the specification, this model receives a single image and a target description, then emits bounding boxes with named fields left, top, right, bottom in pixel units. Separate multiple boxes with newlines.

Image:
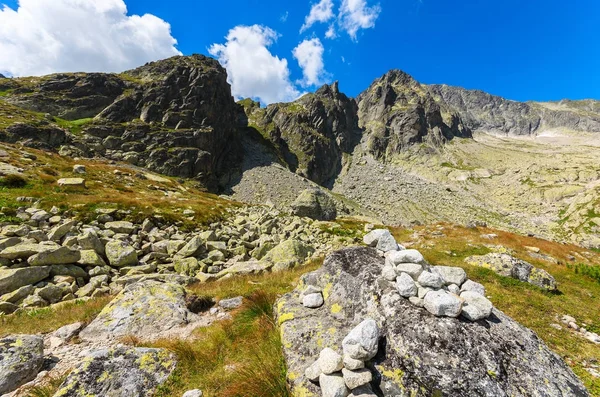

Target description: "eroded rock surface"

left=53, top=347, right=175, bottom=397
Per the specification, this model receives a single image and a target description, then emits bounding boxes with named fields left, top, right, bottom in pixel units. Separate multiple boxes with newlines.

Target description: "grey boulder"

left=53, top=347, right=175, bottom=397
left=0, top=335, right=44, bottom=394
left=80, top=280, right=198, bottom=341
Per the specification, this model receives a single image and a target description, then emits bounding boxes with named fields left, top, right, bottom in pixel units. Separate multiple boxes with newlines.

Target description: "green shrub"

left=569, top=263, right=600, bottom=283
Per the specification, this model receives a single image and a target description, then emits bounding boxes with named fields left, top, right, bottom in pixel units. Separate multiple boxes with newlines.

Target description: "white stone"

left=388, top=249, right=425, bottom=265
left=57, top=178, right=85, bottom=187
left=376, top=232, right=398, bottom=252
left=320, top=373, right=350, bottom=397
left=303, top=292, right=324, bottom=308
left=342, top=368, right=372, bottom=390
left=423, top=290, right=463, bottom=318
left=417, top=271, right=445, bottom=289
left=409, top=296, right=424, bottom=307
left=396, top=273, right=417, bottom=298
left=395, top=263, right=423, bottom=279
left=304, top=360, right=322, bottom=381
left=417, top=286, right=432, bottom=299
left=342, top=319, right=380, bottom=361
left=343, top=354, right=364, bottom=370
left=460, top=279, right=486, bottom=296
left=382, top=265, right=397, bottom=281
left=447, top=284, right=461, bottom=295
left=460, top=291, right=493, bottom=321
left=182, top=390, right=203, bottom=397
left=319, top=348, right=344, bottom=374
left=432, top=266, right=467, bottom=286
left=362, top=229, right=387, bottom=247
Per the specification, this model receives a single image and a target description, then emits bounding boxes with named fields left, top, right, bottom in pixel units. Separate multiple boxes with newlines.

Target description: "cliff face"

left=0, top=55, right=241, bottom=185
left=428, top=84, right=600, bottom=135
left=242, top=82, right=361, bottom=187
left=2, top=55, right=600, bottom=190
left=357, top=70, right=472, bottom=161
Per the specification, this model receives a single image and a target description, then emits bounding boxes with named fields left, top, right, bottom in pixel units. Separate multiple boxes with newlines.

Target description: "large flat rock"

left=79, top=280, right=198, bottom=341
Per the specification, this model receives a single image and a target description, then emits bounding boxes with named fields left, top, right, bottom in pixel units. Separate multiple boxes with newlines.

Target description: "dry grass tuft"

left=0, top=296, right=112, bottom=337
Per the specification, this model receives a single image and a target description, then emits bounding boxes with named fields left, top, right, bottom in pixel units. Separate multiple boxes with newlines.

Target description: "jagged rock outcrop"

left=0, top=55, right=241, bottom=184
left=357, top=70, right=472, bottom=161
left=242, top=82, right=361, bottom=186
left=429, top=85, right=600, bottom=135
left=4, top=73, right=125, bottom=120
left=276, top=247, right=588, bottom=396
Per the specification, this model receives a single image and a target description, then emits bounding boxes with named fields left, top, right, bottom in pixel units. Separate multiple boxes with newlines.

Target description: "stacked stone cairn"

left=304, top=319, right=380, bottom=397
left=364, top=229, right=493, bottom=321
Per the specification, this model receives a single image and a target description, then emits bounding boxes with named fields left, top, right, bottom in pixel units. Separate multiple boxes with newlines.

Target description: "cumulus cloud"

left=300, top=0, right=335, bottom=33
left=293, top=38, right=328, bottom=87
left=209, top=25, right=301, bottom=105
left=0, top=0, right=181, bottom=77
left=325, top=24, right=338, bottom=39
left=339, top=0, right=381, bottom=40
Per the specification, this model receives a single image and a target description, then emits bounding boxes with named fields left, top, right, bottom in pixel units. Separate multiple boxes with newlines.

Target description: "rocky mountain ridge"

left=428, top=84, right=600, bottom=136
left=2, top=54, right=600, bottom=248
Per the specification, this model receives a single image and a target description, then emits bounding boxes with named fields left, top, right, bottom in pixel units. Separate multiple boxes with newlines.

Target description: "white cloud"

left=338, top=0, right=381, bottom=40
left=300, top=0, right=334, bottom=33
left=293, top=38, right=328, bottom=87
left=325, top=24, right=338, bottom=39
left=0, top=0, right=181, bottom=77
left=209, top=25, right=301, bottom=105
left=280, top=11, right=289, bottom=22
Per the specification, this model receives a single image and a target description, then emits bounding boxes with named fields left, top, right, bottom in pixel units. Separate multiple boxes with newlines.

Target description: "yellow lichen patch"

left=278, top=312, right=295, bottom=325
left=322, top=282, right=333, bottom=300
left=330, top=304, right=342, bottom=314
left=378, top=366, right=405, bottom=384
left=97, top=370, right=111, bottom=382
left=10, top=338, right=23, bottom=347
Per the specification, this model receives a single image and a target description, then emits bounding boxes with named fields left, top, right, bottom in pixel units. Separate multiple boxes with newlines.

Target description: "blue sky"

left=1, top=0, right=598, bottom=103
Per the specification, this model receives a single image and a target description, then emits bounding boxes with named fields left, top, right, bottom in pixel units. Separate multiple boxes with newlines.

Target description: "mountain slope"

left=429, top=84, right=600, bottom=136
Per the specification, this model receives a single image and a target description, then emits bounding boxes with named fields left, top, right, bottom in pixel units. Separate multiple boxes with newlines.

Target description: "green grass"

left=569, top=263, right=600, bottom=284
left=0, top=297, right=112, bottom=337
left=53, top=117, right=94, bottom=134
left=137, top=258, right=324, bottom=397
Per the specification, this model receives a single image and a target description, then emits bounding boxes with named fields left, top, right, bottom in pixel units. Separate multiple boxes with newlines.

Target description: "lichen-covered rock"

left=105, top=240, right=138, bottom=268
left=27, top=246, right=81, bottom=266
left=79, top=280, right=198, bottom=341
left=465, top=253, right=557, bottom=291
left=0, top=266, right=51, bottom=295
left=53, top=347, right=175, bottom=397
left=276, top=247, right=588, bottom=396
left=291, top=188, right=337, bottom=221
left=263, top=239, right=314, bottom=270
left=0, top=335, right=44, bottom=394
